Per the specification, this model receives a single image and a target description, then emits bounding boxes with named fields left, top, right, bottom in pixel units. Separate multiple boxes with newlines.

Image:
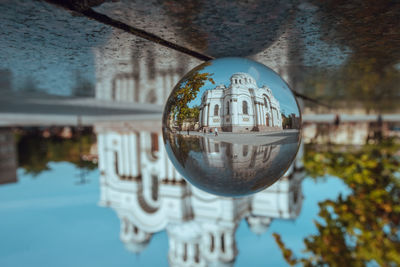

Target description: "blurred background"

left=0, top=0, right=399, bottom=266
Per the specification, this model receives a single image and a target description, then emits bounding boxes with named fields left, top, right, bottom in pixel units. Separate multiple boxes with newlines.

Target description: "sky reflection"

left=0, top=161, right=349, bottom=267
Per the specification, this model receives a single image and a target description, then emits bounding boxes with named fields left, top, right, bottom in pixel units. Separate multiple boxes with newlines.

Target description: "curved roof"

left=231, top=72, right=255, bottom=79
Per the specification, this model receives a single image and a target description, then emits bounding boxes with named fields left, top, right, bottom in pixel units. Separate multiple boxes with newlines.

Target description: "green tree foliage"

left=167, top=63, right=214, bottom=128
left=274, top=139, right=400, bottom=267
left=164, top=131, right=203, bottom=164
left=17, top=131, right=97, bottom=176
left=282, top=114, right=292, bottom=129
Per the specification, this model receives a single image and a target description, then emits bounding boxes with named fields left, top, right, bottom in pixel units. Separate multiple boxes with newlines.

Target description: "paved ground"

left=180, top=129, right=300, bottom=146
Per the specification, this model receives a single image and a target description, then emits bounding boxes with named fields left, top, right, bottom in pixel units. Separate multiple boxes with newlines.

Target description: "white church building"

left=95, top=119, right=304, bottom=266
left=199, top=73, right=282, bottom=133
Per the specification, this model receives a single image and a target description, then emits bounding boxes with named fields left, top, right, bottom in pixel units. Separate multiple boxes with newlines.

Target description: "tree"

left=165, top=62, right=214, bottom=129
left=274, top=139, right=400, bottom=267
left=17, top=129, right=97, bottom=176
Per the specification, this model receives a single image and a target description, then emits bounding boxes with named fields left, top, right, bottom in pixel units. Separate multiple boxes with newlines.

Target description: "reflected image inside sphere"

left=162, top=57, right=301, bottom=197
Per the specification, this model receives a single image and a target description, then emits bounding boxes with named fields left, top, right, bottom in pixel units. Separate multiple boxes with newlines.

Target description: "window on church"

left=242, top=101, right=248, bottom=115
left=214, top=104, right=219, bottom=116
left=264, top=97, right=269, bottom=108
left=226, top=102, right=230, bottom=115
left=244, top=78, right=247, bottom=83
left=239, top=79, right=242, bottom=84
left=221, top=233, right=225, bottom=252
left=210, top=234, right=215, bottom=252
left=234, top=79, right=237, bottom=84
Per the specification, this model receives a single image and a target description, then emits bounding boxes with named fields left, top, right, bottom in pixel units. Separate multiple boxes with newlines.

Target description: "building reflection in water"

left=94, top=34, right=199, bottom=106
left=96, top=121, right=304, bottom=266
left=164, top=131, right=300, bottom=196
left=92, top=27, right=304, bottom=266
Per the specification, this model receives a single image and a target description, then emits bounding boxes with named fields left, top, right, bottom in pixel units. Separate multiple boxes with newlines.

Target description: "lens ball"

left=162, top=57, right=301, bottom=197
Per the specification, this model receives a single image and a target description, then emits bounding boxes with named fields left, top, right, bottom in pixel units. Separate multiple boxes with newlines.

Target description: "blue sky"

left=0, top=162, right=349, bottom=266
left=187, top=57, right=300, bottom=116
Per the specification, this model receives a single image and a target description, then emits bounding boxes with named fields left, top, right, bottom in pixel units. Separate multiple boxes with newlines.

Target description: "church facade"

left=199, top=73, right=282, bottom=132
left=95, top=120, right=305, bottom=266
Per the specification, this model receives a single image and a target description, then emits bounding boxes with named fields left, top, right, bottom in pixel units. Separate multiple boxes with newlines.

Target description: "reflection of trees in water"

left=165, top=131, right=203, bottom=167
left=17, top=128, right=97, bottom=176
left=165, top=131, right=291, bottom=194
left=274, top=138, right=400, bottom=266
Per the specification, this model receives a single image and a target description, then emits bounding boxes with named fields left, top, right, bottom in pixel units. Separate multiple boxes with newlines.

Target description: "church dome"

left=124, top=240, right=150, bottom=254
left=246, top=216, right=272, bottom=235
left=230, top=73, right=256, bottom=86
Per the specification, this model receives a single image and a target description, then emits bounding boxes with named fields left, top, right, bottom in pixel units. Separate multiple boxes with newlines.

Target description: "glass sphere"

left=162, top=57, right=301, bottom=197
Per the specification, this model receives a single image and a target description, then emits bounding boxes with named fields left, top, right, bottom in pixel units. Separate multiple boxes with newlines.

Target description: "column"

left=187, top=243, right=195, bottom=265
left=232, top=100, right=238, bottom=125
left=199, top=107, right=203, bottom=127
left=121, top=80, right=126, bottom=102
left=105, top=135, right=114, bottom=177
left=260, top=103, right=266, bottom=125
left=253, top=102, right=258, bottom=125
left=124, top=134, right=130, bottom=176
left=206, top=104, right=210, bottom=126
left=215, top=232, right=221, bottom=254
left=261, top=104, right=266, bottom=125
left=176, top=242, right=184, bottom=263
left=121, top=134, right=128, bottom=176
left=224, top=232, right=234, bottom=259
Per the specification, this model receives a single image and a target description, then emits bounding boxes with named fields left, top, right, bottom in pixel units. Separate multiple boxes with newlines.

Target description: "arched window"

left=226, top=102, right=230, bottom=115
left=234, top=79, right=237, bottom=84
left=221, top=233, right=225, bottom=253
left=244, top=78, right=247, bottom=83
left=214, top=104, right=219, bottom=116
left=242, top=101, right=248, bottom=115
left=239, top=79, right=242, bottom=84
left=264, top=97, right=270, bottom=109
